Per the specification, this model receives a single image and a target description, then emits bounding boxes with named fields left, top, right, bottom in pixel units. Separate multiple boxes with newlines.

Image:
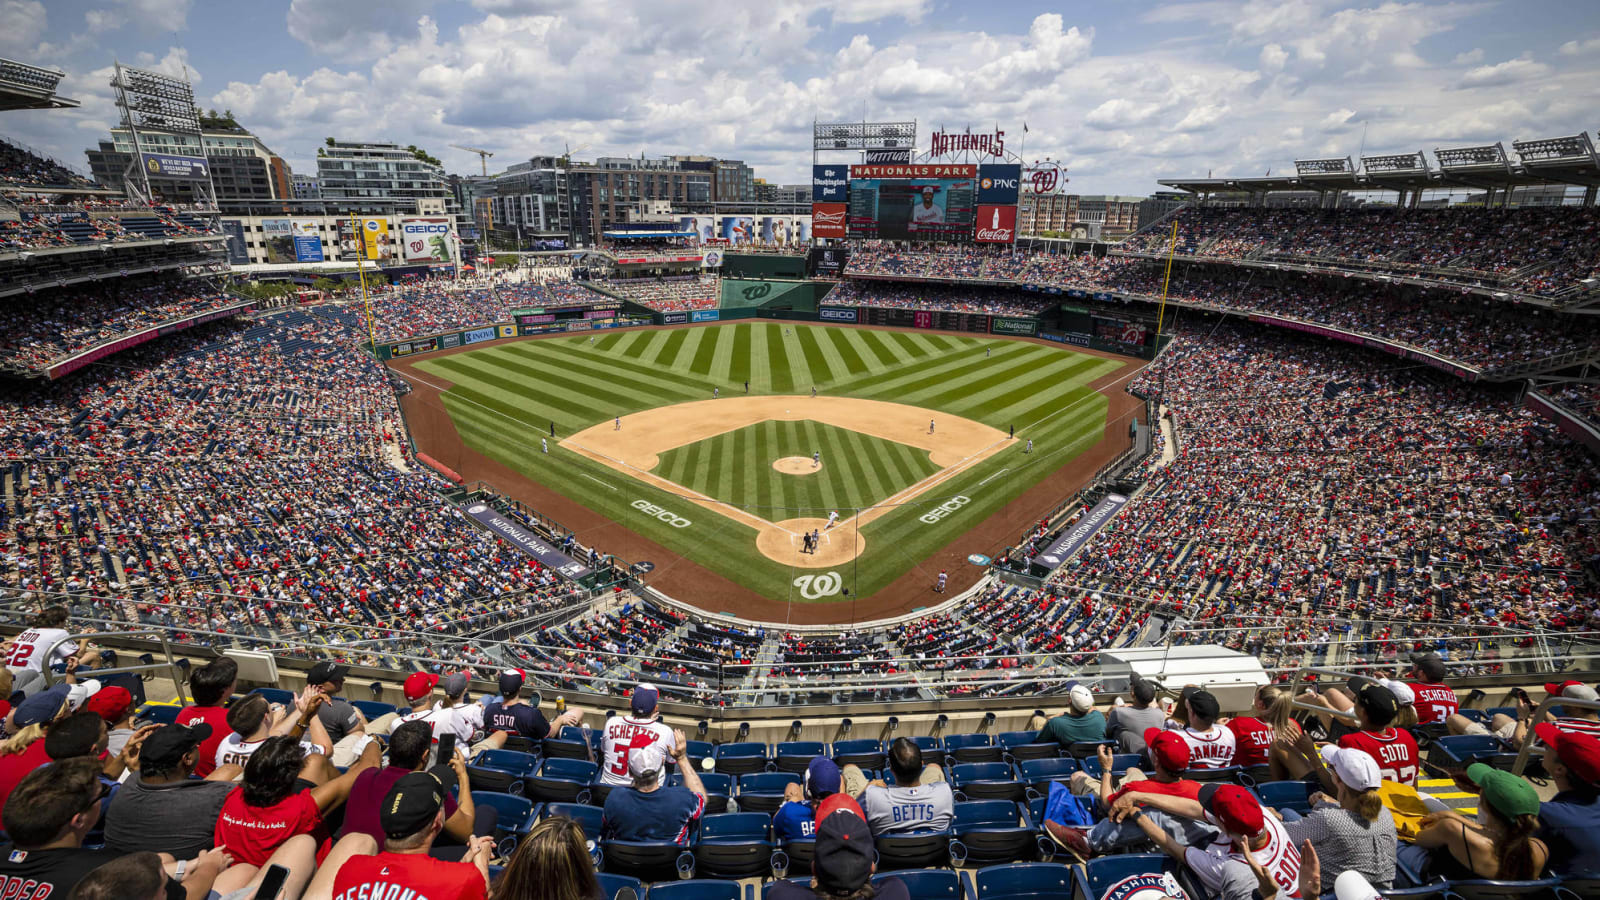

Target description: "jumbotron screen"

left=847, top=164, right=977, bottom=241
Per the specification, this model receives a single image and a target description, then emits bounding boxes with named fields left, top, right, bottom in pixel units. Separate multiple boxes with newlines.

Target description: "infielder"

left=615, top=416, right=621, bottom=431
left=1026, top=439, right=1033, bottom=453
left=811, top=386, right=817, bottom=398
left=825, top=511, right=839, bottom=530
left=935, top=570, right=948, bottom=593
left=812, top=450, right=820, bottom=468
left=713, top=387, right=719, bottom=398
left=929, top=419, right=936, bottom=434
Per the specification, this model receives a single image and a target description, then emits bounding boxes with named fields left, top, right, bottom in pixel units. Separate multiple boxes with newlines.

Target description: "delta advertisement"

left=141, top=152, right=210, bottom=180
left=290, top=220, right=324, bottom=262
left=261, top=218, right=295, bottom=263
left=219, top=220, right=249, bottom=265
left=400, top=217, right=455, bottom=263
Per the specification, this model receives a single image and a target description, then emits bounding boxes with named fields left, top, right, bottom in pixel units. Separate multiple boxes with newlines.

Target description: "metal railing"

left=37, top=628, right=195, bottom=705
left=1511, top=696, right=1600, bottom=776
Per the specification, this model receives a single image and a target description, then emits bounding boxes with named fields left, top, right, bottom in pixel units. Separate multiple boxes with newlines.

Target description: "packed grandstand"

left=0, top=51, right=1596, bottom=900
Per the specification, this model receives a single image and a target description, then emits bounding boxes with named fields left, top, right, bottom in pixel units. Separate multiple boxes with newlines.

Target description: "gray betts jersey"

left=860, top=781, right=955, bottom=834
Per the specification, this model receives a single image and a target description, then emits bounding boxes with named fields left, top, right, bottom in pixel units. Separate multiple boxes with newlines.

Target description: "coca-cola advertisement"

left=975, top=205, right=1018, bottom=243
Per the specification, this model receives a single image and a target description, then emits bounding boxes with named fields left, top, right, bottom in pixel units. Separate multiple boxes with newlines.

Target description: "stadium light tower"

left=109, top=61, right=216, bottom=209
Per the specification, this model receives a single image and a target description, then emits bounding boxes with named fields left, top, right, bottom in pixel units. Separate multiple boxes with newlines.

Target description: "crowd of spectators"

left=845, top=243, right=1121, bottom=287
left=0, top=207, right=216, bottom=251
left=598, top=277, right=718, bottom=311
left=0, top=138, right=98, bottom=189
left=369, top=279, right=615, bottom=342
left=1118, top=206, right=1600, bottom=297
left=0, top=279, right=243, bottom=373
left=825, top=279, right=1059, bottom=316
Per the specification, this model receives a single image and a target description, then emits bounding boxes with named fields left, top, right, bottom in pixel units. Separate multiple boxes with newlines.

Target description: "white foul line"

left=580, top=473, right=618, bottom=491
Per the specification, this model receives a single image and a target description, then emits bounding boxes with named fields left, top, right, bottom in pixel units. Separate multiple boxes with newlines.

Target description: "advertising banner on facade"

left=290, top=220, right=324, bottom=262
left=819, top=306, right=858, bottom=322
left=439, top=332, right=462, bottom=349
left=1035, top=494, right=1129, bottom=572
left=400, top=217, right=454, bottom=263
left=691, top=309, right=721, bottom=322
left=991, top=316, right=1038, bottom=336
left=361, top=218, right=392, bottom=260
left=864, top=149, right=912, bottom=164
left=462, top=327, right=497, bottom=344
left=498, top=325, right=516, bottom=338
left=662, top=312, right=689, bottom=325
left=811, top=247, right=849, bottom=277
left=462, top=502, right=592, bottom=580
left=719, top=216, right=755, bottom=244
left=219, top=220, right=249, bottom=265
left=977, top=164, right=1022, bottom=204
left=141, top=152, right=210, bottom=180
left=850, top=164, right=976, bottom=179
left=975, top=205, right=1018, bottom=243
left=811, top=203, right=847, bottom=239
left=262, top=218, right=295, bottom=263
left=812, top=164, right=849, bottom=202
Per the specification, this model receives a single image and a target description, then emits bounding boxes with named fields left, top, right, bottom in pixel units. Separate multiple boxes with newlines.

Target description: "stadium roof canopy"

left=0, top=58, right=77, bottom=111
left=1160, top=133, right=1600, bottom=197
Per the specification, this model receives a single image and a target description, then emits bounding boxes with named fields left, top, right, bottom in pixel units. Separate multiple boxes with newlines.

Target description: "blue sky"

left=3, top=0, right=1598, bottom=195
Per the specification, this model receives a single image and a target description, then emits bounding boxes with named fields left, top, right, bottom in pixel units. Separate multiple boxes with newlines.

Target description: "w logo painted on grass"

left=793, top=572, right=842, bottom=599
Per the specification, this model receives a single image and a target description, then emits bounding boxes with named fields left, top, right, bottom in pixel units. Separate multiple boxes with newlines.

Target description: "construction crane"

left=451, top=144, right=494, bottom=176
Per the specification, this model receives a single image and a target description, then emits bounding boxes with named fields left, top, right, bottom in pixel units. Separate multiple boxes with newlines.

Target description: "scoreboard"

left=847, top=164, right=979, bottom=242
left=859, top=306, right=990, bottom=333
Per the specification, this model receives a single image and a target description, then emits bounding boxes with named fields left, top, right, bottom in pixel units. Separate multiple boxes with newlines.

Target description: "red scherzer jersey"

left=1410, top=683, right=1459, bottom=725
left=1225, top=717, right=1274, bottom=768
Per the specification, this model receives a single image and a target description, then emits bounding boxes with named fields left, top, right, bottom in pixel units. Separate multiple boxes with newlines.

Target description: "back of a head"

left=226, top=693, right=269, bottom=737
left=44, top=711, right=105, bottom=760
left=388, top=720, right=432, bottom=770
left=190, top=657, right=239, bottom=707
left=887, top=737, right=923, bottom=785
left=494, top=816, right=600, bottom=900
left=3, top=757, right=101, bottom=847
left=1130, top=678, right=1156, bottom=707
left=67, top=851, right=166, bottom=900
left=32, top=606, right=68, bottom=630
left=241, top=735, right=307, bottom=808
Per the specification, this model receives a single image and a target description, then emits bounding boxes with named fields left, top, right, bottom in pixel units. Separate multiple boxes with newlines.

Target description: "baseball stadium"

left=0, top=9, right=1595, bottom=898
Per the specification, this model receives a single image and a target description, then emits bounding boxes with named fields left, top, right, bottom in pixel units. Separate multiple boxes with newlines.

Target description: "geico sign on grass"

left=919, top=495, right=971, bottom=524
left=633, top=500, right=691, bottom=528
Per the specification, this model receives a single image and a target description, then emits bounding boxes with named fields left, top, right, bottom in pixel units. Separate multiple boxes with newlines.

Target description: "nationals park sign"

left=463, top=503, right=593, bottom=580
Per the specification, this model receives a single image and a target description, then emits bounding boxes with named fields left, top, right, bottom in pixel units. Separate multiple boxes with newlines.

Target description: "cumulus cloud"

left=1459, top=57, right=1551, bottom=88
left=0, top=0, right=47, bottom=53
left=1559, top=37, right=1600, bottom=56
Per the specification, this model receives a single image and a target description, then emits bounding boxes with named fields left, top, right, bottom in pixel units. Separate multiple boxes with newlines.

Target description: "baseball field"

left=396, top=322, right=1133, bottom=618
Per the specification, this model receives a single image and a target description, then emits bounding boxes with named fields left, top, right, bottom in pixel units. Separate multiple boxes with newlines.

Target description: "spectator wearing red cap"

left=1111, top=783, right=1307, bottom=900
left=767, top=794, right=910, bottom=900
left=174, top=657, right=237, bottom=777
left=84, top=684, right=135, bottom=756
left=1534, top=722, right=1600, bottom=875
left=1050, top=728, right=1217, bottom=861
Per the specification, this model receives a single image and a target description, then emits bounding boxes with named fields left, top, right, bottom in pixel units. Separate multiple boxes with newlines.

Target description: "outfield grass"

left=414, top=322, right=1125, bottom=603
left=655, top=420, right=939, bottom=516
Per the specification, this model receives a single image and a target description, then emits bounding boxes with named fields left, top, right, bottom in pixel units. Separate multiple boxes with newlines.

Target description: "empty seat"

left=597, top=872, right=644, bottom=900
left=945, top=732, right=1003, bottom=765
left=771, top=741, right=825, bottom=774
left=470, top=791, right=537, bottom=856
left=642, top=879, right=742, bottom=900
left=878, top=869, right=960, bottom=898
left=1080, top=754, right=1144, bottom=779
left=950, top=762, right=1025, bottom=803
left=670, top=772, right=733, bottom=815
left=975, top=861, right=1076, bottom=900
left=998, top=731, right=1060, bottom=763
left=951, top=800, right=1045, bottom=867
left=542, top=802, right=604, bottom=841
left=466, top=765, right=525, bottom=796
left=526, top=758, right=597, bottom=804
left=1448, top=879, right=1564, bottom=900
left=692, top=812, right=773, bottom=880
left=1017, top=757, right=1080, bottom=797
left=601, top=840, right=695, bottom=883
left=873, top=829, right=951, bottom=871
left=713, top=742, right=769, bottom=777
left=831, top=738, right=885, bottom=771
left=1253, top=780, right=1315, bottom=816
left=736, top=772, right=801, bottom=815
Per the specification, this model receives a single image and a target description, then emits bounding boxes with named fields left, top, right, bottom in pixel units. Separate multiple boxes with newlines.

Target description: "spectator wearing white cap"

left=600, top=726, right=705, bottom=844
left=600, top=684, right=673, bottom=787
left=1540, top=681, right=1600, bottom=739
left=1278, top=746, right=1396, bottom=889
left=1034, top=685, right=1107, bottom=748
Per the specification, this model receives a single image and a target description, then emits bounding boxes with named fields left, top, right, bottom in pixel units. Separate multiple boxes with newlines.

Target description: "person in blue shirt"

left=773, top=757, right=841, bottom=842
left=600, top=727, right=705, bottom=844
left=1534, top=722, right=1600, bottom=875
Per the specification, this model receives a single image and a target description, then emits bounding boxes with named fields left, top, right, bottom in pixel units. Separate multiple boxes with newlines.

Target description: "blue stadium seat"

left=350, top=699, right=397, bottom=720
left=903, top=735, right=943, bottom=756
left=713, top=742, right=769, bottom=777
left=949, top=761, right=1025, bottom=803
left=686, top=740, right=715, bottom=768
left=1559, top=879, right=1600, bottom=900
left=642, top=879, right=742, bottom=900
left=945, top=732, right=1003, bottom=765
left=470, top=792, right=537, bottom=856
left=250, top=687, right=295, bottom=706
left=1427, top=734, right=1516, bottom=770
left=873, top=829, right=951, bottom=871
left=474, top=749, right=539, bottom=773
left=600, top=840, right=696, bottom=882
left=1070, top=854, right=1201, bottom=900
left=466, top=765, right=525, bottom=796
left=877, top=869, right=961, bottom=898
left=951, top=800, right=1046, bottom=867
left=692, top=812, right=773, bottom=880
left=831, top=738, right=886, bottom=771
left=670, top=772, right=734, bottom=814
left=1180, top=765, right=1243, bottom=784
left=761, top=879, right=811, bottom=899
left=1079, top=754, right=1143, bottom=779
left=597, top=872, right=645, bottom=900
left=975, top=861, right=1076, bottom=900
left=1066, top=741, right=1117, bottom=759
left=736, top=772, right=801, bottom=815
left=772, top=837, right=814, bottom=880
left=1017, top=757, right=1080, bottom=797
left=542, top=802, right=605, bottom=841
left=526, top=758, right=597, bottom=804
left=1253, top=780, right=1315, bottom=815
left=134, top=705, right=180, bottom=726
left=544, top=726, right=596, bottom=761
left=1448, top=879, right=1564, bottom=900
left=771, top=741, right=825, bottom=773
left=998, top=731, right=1060, bottom=763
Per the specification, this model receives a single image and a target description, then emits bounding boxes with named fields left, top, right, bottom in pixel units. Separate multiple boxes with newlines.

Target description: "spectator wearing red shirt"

left=1315, top=683, right=1419, bottom=788
left=1407, top=653, right=1459, bottom=727
left=1226, top=684, right=1297, bottom=777
left=0, top=684, right=71, bottom=819
left=1052, top=729, right=1215, bottom=860
left=308, top=768, right=494, bottom=900
left=341, top=720, right=492, bottom=857
left=214, top=733, right=381, bottom=867
left=175, top=657, right=237, bottom=777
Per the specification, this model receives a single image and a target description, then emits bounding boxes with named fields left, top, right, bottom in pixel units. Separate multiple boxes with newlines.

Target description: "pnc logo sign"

left=919, top=495, right=971, bottom=524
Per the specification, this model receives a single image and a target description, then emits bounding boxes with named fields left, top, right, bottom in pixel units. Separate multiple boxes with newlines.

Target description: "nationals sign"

left=850, top=164, right=976, bottom=179
left=929, top=129, right=1006, bottom=158
left=1026, top=163, right=1065, bottom=195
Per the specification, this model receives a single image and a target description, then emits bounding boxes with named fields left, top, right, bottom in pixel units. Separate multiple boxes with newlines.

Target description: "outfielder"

left=541, top=438, right=548, bottom=454
left=1026, top=439, right=1033, bottom=453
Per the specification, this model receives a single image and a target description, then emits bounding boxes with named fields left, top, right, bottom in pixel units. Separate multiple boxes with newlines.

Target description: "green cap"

left=1466, top=763, right=1539, bottom=818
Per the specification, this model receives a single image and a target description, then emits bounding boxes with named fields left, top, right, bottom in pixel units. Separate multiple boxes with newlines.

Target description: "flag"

left=1023, top=122, right=1029, bottom=133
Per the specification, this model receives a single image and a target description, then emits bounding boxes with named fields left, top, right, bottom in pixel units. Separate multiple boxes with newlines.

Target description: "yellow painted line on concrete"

left=1429, top=792, right=1478, bottom=799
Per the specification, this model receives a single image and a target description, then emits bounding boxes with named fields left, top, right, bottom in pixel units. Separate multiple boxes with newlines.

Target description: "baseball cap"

left=85, top=685, right=133, bottom=723
left=497, top=669, right=526, bottom=697
left=1199, top=783, right=1265, bottom=838
left=627, top=733, right=669, bottom=779
left=813, top=796, right=873, bottom=893
left=1355, top=683, right=1400, bottom=726
left=1535, top=722, right=1600, bottom=784
left=1545, top=680, right=1600, bottom=702
left=1185, top=689, right=1220, bottom=721
left=1144, top=727, right=1191, bottom=772
left=1465, top=763, right=1539, bottom=819
left=920, top=185, right=935, bottom=194
left=1411, top=653, right=1448, bottom=682
left=403, top=672, right=440, bottom=702
left=380, top=766, right=458, bottom=839
left=631, top=683, right=660, bottom=718
left=1376, top=678, right=1415, bottom=707
left=439, top=672, right=469, bottom=697
left=805, top=757, right=841, bottom=798
left=1333, top=870, right=1385, bottom=900
left=1068, top=684, right=1094, bottom=713
left=1320, top=745, right=1382, bottom=791
left=65, top=678, right=102, bottom=712
left=307, top=661, right=349, bottom=686
left=141, top=722, right=213, bottom=771
left=14, top=684, right=69, bottom=728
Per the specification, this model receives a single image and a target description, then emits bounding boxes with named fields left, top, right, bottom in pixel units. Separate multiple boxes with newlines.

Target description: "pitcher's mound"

left=773, top=456, right=821, bottom=475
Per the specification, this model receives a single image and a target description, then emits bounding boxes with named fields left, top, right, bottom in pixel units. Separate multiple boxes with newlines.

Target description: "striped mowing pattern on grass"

left=414, top=322, right=1126, bottom=602
left=655, top=420, right=940, bottom=517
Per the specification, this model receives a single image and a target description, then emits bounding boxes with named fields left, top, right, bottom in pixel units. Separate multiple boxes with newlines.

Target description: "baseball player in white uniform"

left=911, top=186, right=944, bottom=230
left=826, top=510, right=839, bottom=530
left=601, top=684, right=675, bottom=786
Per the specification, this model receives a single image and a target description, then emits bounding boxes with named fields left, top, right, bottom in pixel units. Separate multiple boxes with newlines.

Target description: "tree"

left=404, top=144, right=442, bottom=167
left=324, top=136, right=336, bottom=147
left=311, top=277, right=342, bottom=294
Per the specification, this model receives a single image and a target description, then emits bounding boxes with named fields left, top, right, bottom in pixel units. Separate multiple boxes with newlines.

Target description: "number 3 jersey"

left=600, top=716, right=675, bottom=786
